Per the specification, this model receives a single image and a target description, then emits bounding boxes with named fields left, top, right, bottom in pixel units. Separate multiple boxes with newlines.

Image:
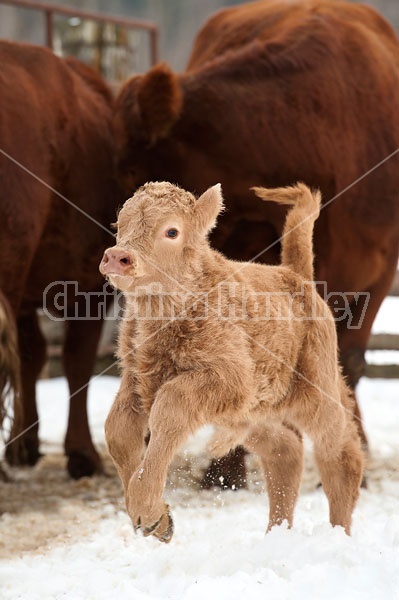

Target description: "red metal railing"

left=0, top=0, right=159, bottom=65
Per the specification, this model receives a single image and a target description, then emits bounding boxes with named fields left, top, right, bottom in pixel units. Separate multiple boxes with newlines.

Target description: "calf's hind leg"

left=245, top=423, right=303, bottom=530
left=301, top=383, right=363, bottom=534
left=313, top=423, right=363, bottom=535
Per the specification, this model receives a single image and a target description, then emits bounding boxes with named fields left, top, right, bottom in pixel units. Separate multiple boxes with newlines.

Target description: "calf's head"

left=99, top=181, right=223, bottom=292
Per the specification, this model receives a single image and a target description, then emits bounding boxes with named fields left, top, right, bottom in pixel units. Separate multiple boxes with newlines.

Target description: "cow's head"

left=99, top=181, right=224, bottom=293
left=114, top=64, right=185, bottom=195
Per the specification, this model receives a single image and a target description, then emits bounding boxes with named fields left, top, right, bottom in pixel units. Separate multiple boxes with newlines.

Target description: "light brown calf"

left=100, top=182, right=363, bottom=542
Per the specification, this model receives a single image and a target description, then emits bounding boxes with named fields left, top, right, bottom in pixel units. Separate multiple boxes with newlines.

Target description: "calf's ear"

left=195, top=184, right=224, bottom=234
left=136, top=63, right=183, bottom=144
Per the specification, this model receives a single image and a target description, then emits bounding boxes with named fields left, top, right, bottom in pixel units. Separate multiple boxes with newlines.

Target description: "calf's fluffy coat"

left=100, top=182, right=363, bottom=542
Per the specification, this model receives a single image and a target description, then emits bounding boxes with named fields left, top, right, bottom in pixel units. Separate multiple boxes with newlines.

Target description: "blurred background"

left=0, top=0, right=398, bottom=81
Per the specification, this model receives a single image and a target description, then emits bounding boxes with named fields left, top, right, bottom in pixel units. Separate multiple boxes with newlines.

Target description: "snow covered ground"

left=0, top=298, right=398, bottom=599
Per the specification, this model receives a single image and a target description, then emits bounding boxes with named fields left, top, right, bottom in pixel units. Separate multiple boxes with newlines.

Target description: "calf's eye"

left=165, top=228, right=179, bottom=239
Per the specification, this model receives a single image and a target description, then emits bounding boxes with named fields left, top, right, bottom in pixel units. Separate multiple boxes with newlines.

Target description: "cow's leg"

left=105, top=373, right=148, bottom=493
left=245, top=423, right=303, bottom=530
left=5, top=311, right=46, bottom=466
left=0, top=176, right=50, bottom=466
left=337, top=305, right=369, bottom=450
left=63, top=317, right=104, bottom=479
left=126, top=371, right=239, bottom=542
left=337, top=257, right=399, bottom=449
left=201, top=446, right=247, bottom=490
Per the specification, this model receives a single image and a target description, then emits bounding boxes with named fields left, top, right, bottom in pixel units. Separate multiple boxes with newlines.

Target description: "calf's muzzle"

left=100, top=247, right=134, bottom=276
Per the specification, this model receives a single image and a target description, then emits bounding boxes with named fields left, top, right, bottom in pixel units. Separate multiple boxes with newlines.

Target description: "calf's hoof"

left=134, top=505, right=174, bottom=544
left=66, top=450, right=103, bottom=480
left=5, top=437, right=42, bottom=467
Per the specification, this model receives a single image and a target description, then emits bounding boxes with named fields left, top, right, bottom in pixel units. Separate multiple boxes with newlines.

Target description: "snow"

left=0, top=299, right=398, bottom=599
left=367, top=296, right=399, bottom=366
left=371, top=296, right=399, bottom=334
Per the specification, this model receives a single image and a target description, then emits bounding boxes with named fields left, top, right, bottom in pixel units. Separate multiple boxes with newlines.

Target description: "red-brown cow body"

left=0, top=41, right=121, bottom=478
left=114, top=0, right=399, bottom=487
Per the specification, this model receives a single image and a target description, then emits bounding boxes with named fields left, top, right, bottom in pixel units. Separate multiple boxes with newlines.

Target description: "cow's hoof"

left=5, top=438, right=42, bottom=467
left=136, top=506, right=174, bottom=543
left=201, top=451, right=247, bottom=490
left=0, top=462, right=11, bottom=482
left=67, top=450, right=103, bottom=480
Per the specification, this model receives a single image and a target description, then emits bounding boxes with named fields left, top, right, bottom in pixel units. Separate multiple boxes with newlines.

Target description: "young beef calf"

left=100, top=182, right=363, bottom=542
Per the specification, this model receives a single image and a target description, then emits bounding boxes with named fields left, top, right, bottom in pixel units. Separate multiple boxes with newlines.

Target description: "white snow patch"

left=371, top=296, right=399, bottom=334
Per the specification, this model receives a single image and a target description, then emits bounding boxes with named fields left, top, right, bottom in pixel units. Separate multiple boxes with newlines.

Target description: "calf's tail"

left=252, top=182, right=321, bottom=281
left=0, top=292, right=22, bottom=441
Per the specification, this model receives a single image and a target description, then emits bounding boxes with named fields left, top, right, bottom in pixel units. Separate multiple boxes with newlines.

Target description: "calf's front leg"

left=127, top=371, right=232, bottom=543
left=105, top=373, right=148, bottom=492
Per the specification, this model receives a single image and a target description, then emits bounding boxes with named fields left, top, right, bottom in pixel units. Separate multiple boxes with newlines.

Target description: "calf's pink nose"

left=100, top=248, right=133, bottom=275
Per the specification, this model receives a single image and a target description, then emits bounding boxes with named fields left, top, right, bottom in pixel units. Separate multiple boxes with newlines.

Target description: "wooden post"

left=149, top=28, right=158, bottom=65
left=44, top=9, right=53, bottom=49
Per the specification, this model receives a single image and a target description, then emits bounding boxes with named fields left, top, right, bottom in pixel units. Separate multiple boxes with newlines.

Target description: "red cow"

left=0, top=41, right=121, bottom=478
left=113, top=0, right=399, bottom=487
